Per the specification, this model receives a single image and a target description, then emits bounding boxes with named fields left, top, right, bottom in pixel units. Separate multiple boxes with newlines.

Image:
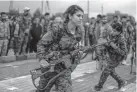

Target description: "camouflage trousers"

left=96, top=59, right=124, bottom=88
left=0, top=39, right=8, bottom=56
left=8, top=37, right=19, bottom=55
left=131, top=42, right=136, bottom=66
left=37, top=67, right=72, bottom=92
left=95, top=45, right=107, bottom=70
left=18, top=34, right=29, bottom=55
left=126, top=38, right=132, bottom=53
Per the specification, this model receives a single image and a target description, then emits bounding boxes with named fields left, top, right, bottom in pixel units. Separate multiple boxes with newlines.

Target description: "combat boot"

left=110, top=70, right=127, bottom=90
left=94, top=69, right=109, bottom=91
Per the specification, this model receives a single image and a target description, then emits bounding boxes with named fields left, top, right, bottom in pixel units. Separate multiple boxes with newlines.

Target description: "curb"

left=0, top=53, right=37, bottom=63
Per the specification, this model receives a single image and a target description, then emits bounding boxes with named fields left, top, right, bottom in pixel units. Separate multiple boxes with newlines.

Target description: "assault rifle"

left=30, top=35, right=120, bottom=91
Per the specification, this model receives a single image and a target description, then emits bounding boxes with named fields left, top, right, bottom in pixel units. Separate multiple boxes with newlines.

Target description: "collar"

left=63, top=22, right=79, bottom=37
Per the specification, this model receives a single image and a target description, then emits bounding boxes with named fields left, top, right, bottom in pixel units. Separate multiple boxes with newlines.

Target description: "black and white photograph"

left=0, top=0, right=136, bottom=92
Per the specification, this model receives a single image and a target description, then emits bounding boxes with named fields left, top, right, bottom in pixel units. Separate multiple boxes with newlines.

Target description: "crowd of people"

left=87, top=14, right=136, bottom=67
left=0, top=7, right=64, bottom=56
left=0, top=6, right=135, bottom=59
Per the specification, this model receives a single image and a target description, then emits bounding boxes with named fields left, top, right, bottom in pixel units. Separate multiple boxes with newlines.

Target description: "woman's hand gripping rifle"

left=81, top=38, right=118, bottom=59
left=30, top=51, right=71, bottom=91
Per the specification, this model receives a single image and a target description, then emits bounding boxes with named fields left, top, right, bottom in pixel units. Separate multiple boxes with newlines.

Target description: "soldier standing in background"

left=121, top=16, right=133, bottom=65
left=13, top=16, right=20, bottom=55
left=94, top=14, right=102, bottom=60
left=0, top=12, right=10, bottom=56
left=43, top=12, right=50, bottom=35
left=8, top=16, right=20, bottom=55
left=8, top=17, right=14, bottom=55
left=29, top=17, right=42, bottom=53
left=88, top=17, right=96, bottom=59
left=18, top=7, right=32, bottom=55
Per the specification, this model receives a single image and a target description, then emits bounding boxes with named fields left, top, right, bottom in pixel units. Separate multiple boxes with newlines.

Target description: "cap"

left=24, top=7, right=30, bottom=11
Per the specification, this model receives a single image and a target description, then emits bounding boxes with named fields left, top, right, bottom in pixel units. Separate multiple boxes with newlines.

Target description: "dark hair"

left=45, top=12, right=50, bottom=16
left=1, top=12, right=6, bottom=16
left=64, top=5, right=84, bottom=23
left=91, top=17, right=95, bottom=19
left=97, top=14, right=102, bottom=18
left=112, top=23, right=123, bottom=33
left=102, top=15, right=107, bottom=18
left=113, top=15, right=118, bottom=19
left=121, top=15, right=127, bottom=19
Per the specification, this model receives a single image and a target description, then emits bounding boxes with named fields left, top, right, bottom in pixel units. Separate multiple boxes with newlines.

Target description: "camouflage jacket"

left=106, top=34, right=127, bottom=62
left=122, top=23, right=133, bottom=40
left=37, top=22, right=83, bottom=71
left=0, top=20, right=10, bottom=39
left=94, top=21, right=102, bottom=40
left=19, top=14, right=32, bottom=37
left=100, top=23, right=113, bottom=40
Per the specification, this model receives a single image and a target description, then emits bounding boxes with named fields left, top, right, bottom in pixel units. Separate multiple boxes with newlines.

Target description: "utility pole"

left=41, top=0, right=43, bottom=14
left=87, top=0, right=90, bottom=22
left=46, top=0, right=50, bottom=13
left=101, top=4, right=103, bottom=15
left=9, top=0, right=13, bottom=11
left=85, top=0, right=90, bottom=46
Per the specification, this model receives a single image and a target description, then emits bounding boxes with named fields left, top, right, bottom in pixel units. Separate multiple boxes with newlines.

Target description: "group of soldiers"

left=0, top=7, right=136, bottom=68
left=0, top=7, right=32, bottom=56
left=82, top=14, right=136, bottom=91
left=0, top=6, right=66, bottom=57
left=0, top=7, right=53, bottom=56
left=84, top=14, right=136, bottom=69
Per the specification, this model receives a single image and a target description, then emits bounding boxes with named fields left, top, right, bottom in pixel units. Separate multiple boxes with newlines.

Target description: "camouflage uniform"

left=13, top=22, right=20, bottom=55
left=37, top=22, right=82, bottom=92
left=43, top=19, right=50, bottom=35
left=9, top=21, right=20, bottom=55
left=88, top=23, right=96, bottom=46
left=9, top=21, right=15, bottom=49
left=18, top=14, right=31, bottom=54
left=96, top=23, right=113, bottom=70
left=94, top=33, right=127, bottom=91
left=94, top=21, right=102, bottom=42
left=94, top=21, right=101, bottom=59
left=122, top=23, right=133, bottom=53
left=131, top=26, right=136, bottom=66
left=0, top=20, right=10, bottom=56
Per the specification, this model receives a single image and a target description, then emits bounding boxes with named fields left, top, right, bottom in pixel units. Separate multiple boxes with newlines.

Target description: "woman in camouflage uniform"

left=36, top=5, right=84, bottom=92
left=94, top=23, right=127, bottom=91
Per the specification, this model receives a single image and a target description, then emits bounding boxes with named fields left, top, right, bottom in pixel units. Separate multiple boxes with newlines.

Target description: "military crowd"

left=0, top=7, right=136, bottom=67
left=0, top=7, right=56, bottom=56
left=86, top=14, right=136, bottom=67
left=85, top=14, right=136, bottom=91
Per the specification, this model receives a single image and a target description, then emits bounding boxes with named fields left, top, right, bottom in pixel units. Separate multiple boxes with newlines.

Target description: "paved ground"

left=0, top=52, right=93, bottom=81
left=0, top=62, right=136, bottom=92
left=0, top=52, right=136, bottom=92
